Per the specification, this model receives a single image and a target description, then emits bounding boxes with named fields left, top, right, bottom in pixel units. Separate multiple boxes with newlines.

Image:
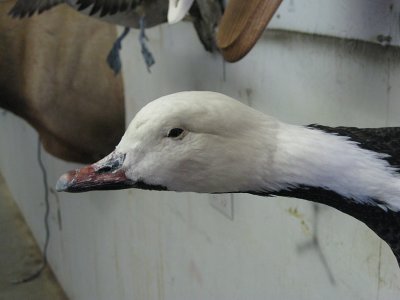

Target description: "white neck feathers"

left=259, top=123, right=400, bottom=211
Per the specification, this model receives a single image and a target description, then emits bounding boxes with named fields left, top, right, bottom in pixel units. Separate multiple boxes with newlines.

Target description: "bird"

left=7, top=0, right=169, bottom=72
left=167, top=0, right=194, bottom=24
left=8, top=0, right=168, bottom=28
left=8, top=0, right=202, bottom=26
left=56, top=91, right=400, bottom=266
left=7, top=0, right=223, bottom=68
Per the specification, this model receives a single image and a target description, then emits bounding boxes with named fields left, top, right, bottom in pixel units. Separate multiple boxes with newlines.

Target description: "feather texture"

left=9, top=0, right=64, bottom=17
left=167, top=0, right=194, bottom=24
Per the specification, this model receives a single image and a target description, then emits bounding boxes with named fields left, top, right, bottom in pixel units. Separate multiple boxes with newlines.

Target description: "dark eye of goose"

left=167, top=128, right=185, bottom=138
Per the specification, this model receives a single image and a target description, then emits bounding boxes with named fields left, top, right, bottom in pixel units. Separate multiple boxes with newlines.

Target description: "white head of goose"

left=56, top=91, right=400, bottom=266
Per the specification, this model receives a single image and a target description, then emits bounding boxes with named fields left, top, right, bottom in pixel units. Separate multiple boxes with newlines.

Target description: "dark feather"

left=308, top=124, right=400, bottom=168
left=118, top=0, right=129, bottom=12
left=75, top=0, right=141, bottom=16
left=76, top=0, right=93, bottom=10
left=89, top=0, right=103, bottom=15
left=99, top=0, right=111, bottom=17
left=9, top=0, right=64, bottom=18
left=189, top=0, right=223, bottom=52
left=106, top=0, right=121, bottom=15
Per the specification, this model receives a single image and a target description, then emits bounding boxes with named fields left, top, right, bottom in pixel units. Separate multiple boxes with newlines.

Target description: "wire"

left=13, top=136, right=50, bottom=284
left=38, top=136, right=51, bottom=266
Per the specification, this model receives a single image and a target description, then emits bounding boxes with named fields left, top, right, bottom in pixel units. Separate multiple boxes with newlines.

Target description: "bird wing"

left=9, top=0, right=64, bottom=17
left=75, top=0, right=141, bottom=17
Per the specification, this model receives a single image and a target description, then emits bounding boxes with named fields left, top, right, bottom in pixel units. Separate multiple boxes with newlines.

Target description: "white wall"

left=1, top=17, right=400, bottom=300
left=270, top=0, right=400, bottom=46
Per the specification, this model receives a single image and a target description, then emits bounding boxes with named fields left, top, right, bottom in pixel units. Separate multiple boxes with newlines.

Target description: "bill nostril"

left=97, top=166, right=112, bottom=173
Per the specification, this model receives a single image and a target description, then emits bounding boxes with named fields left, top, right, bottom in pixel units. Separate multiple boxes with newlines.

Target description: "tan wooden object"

left=217, top=0, right=283, bottom=62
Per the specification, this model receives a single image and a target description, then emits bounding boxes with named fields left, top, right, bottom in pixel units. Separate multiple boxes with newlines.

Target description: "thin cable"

left=38, top=136, right=50, bottom=266
left=13, top=137, right=50, bottom=284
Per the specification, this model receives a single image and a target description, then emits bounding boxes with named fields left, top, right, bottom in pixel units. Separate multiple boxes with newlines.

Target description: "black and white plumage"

left=8, top=0, right=169, bottom=72
left=56, top=91, right=400, bottom=266
left=8, top=0, right=213, bottom=23
left=8, top=0, right=167, bottom=27
left=8, top=0, right=64, bottom=18
left=8, top=0, right=222, bottom=51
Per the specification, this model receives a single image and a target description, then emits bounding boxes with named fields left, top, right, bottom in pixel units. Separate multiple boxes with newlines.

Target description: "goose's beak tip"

left=55, top=172, right=72, bottom=192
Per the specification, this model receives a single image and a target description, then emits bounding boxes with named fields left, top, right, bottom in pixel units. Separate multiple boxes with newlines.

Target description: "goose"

left=8, top=1, right=222, bottom=70
left=8, top=0, right=169, bottom=72
left=8, top=0, right=180, bottom=27
left=56, top=91, right=400, bottom=266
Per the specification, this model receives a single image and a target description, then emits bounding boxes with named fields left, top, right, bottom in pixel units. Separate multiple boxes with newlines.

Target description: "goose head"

left=56, top=91, right=279, bottom=193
